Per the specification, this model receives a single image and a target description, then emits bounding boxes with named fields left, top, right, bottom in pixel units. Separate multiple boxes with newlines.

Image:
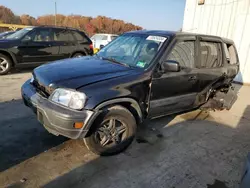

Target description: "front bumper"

left=21, top=80, right=97, bottom=139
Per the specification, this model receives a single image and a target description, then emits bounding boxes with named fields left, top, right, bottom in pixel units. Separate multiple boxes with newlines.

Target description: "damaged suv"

left=21, top=30, right=239, bottom=155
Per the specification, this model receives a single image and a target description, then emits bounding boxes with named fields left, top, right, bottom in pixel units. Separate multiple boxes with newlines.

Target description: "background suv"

left=0, top=26, right=93, bottom=75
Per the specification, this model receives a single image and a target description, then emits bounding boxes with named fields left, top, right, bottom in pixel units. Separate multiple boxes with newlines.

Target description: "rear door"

left=149, top=36, right=200, bottom=117
left=71, top=30, right=92, bottom=55
left=52, top=28, right=78, bottom=59
left=195, top=37, right=227, bottom=105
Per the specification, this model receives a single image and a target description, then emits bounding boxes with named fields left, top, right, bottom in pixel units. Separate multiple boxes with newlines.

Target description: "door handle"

left=188, top=76, right=197, bottom=81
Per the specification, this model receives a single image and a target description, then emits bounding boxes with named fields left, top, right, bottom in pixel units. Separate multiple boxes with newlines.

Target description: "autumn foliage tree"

left=0, top=5, right=142, bottom=36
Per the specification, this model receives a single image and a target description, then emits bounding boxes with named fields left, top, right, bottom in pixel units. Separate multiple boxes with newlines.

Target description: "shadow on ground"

left=0, top=99, right=68, bottom=172
left=40, top=106, right=250, bottom=188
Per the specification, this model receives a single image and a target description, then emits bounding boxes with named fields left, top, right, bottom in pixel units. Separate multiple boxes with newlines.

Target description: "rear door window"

left=200, top=41, right=222, bottom=68
left=53, top=29, right=74, bottom=42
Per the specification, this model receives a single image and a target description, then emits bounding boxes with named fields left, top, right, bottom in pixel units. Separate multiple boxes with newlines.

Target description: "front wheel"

left=84, top=105, right=137, bottom=155
left=0, top=54, right=12, bottom=75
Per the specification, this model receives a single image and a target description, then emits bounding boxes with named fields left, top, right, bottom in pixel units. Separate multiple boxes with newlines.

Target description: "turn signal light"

left=74, top=122, right=84, bottom=129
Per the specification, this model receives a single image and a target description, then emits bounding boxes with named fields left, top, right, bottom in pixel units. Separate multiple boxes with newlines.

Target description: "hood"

left=33, top=56, right=138, bottom=90
left=0, top=39, right=18, bottom=47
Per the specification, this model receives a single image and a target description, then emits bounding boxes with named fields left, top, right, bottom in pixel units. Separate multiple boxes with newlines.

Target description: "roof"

left=35, top=25, right=80, bottom=31
left=92, top=33, right=118, bottom=36
left=126, top=30, right=177, bottom=37
left=126, top=30, right=234, bottom=43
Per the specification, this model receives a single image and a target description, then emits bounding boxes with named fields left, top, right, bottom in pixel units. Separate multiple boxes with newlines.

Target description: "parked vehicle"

left=0, top=26, right=93, bottom=75
left=91, top=33, right=118, bottom=50
left=0, top=31, right=15, bottom=40
left=21, top=30, right=239, bottom=155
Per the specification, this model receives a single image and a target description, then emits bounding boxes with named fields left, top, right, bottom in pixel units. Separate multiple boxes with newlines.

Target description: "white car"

left=91, top=34, right=118, bottom=49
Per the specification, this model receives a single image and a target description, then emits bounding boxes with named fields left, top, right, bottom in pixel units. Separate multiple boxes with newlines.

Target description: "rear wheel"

left=72, top=53, right=84, bottom=58
left=0, top=54, right=12, bottom=75
left=84, top=105, right=137, bottom=155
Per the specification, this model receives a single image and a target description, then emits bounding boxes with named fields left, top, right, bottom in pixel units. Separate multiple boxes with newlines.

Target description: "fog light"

left=74, top=122, right=84, bottom=129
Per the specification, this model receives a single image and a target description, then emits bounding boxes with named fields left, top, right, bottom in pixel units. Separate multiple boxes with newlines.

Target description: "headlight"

left=50, top=88, right=87, bottom=110
left=30, top=76, right=34, bottom=83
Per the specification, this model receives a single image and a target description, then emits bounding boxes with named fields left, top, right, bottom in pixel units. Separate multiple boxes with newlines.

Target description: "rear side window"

left=72, top=31, right=88, bottom=42
left=53, top=29, right=74, bottom=42
left=167, top=41, right=195, bottom=68
left=224, top=43, right=238, bottom=64
left=200, top=42, right=222, bottom=68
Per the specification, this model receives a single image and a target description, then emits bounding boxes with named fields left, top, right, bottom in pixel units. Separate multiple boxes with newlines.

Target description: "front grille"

left=32, top=80, right=49, bottom=98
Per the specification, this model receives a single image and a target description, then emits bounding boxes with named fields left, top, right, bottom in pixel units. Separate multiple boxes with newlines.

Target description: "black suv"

left=22, top=30, right=239, bottom=155
left=0, top=26, right=93, bottom=75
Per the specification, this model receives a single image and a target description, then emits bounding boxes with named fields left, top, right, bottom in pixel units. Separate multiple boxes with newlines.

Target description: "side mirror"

left=161, top=60, right=180, bottom=72
left=22, top=36, right=32, bottom=42
left=100, top=44, right=105, bottom=50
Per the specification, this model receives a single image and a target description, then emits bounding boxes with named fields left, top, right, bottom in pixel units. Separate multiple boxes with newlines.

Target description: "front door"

left=149, top=39, right=199, bottom=118
left=18, top=28, right=60, bottom=63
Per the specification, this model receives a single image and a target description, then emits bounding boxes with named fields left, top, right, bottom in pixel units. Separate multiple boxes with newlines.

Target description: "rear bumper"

left=21, top=80, right=98, bottom=139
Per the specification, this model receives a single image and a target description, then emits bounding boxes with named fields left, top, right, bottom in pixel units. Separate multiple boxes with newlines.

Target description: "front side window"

left=24, top=28, right=52, bottom=42
left=97, top=34, right=167, bottom=69
left=167, top=41, right=195, bottom=68
left=200, top=41, right=222, bottom=68
left=34, top=29, right=52, bottom=42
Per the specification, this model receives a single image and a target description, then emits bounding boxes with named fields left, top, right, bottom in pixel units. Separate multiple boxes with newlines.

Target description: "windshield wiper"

left=102, top=57, right=131, bottom=68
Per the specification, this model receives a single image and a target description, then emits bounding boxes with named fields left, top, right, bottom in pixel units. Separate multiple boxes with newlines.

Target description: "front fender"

left=0, top=49, right=17, bottom=64
left=79, top=71, right=151, bottom=120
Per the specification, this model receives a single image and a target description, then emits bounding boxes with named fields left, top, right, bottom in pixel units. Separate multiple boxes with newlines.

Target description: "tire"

left=84, top=105, right=137, bottom=156
left=0, top=54, right=12, bottom=75
left=72, top=53, right=84, bottom=58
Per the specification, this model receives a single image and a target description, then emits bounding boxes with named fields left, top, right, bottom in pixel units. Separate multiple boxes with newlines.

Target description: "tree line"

left=0, top=5, right=143, bottom=36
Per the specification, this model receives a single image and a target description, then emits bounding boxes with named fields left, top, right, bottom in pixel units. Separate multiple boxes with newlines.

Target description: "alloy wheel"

left=0, top=57, right=9, bottom=73
left=94, top=118, right=127, bottom=147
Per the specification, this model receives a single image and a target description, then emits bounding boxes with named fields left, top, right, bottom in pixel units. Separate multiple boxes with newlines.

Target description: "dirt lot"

left=0, top=70, right=250, bottom=188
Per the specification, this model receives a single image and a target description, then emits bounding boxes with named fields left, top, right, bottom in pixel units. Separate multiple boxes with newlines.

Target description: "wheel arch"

left=0, top=49, right=17, bottom=66
left=84, top=98, right=143, bottom=137
left=70, top=50, right=87, bottom=58
left=95, top=98, right=143, bottom=123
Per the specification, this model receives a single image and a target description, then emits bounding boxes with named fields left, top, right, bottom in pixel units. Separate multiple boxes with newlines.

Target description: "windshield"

left=97, top=34, right=167, bottom=69
left=111, top=35, right=118, bottom=40
left=6, top=27, right=34, bottom=39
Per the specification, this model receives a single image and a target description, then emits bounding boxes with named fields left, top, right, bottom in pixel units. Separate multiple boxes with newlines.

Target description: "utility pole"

left=55, top=1, right=57, bottom=26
